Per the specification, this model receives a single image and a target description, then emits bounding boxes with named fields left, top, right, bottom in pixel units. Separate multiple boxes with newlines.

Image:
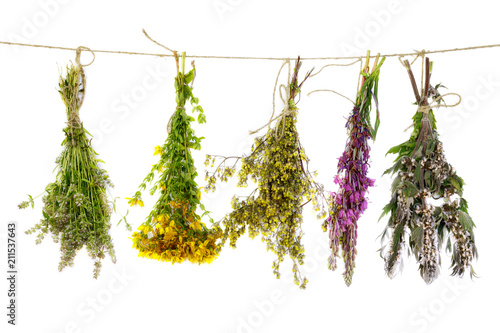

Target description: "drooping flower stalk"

left=323, top=54, right=385, bottom=286
left=128, top=52, right=222, bottom=264
left=380, top=57, right=477, bottom=283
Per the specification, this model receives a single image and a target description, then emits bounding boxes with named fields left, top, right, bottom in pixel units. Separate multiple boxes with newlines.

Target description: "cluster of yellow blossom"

left=131, top=201, right=222, bottom=264
left=126, top=197, right=144, bottom=208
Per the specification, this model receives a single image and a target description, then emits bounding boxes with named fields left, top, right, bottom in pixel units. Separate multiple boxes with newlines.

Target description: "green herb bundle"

left=380, top=58, right=477, bottom=283
left=19, top=62, right=116, bottom=279
left=128, top=53, right=222, bottom=264
left=205, top=58, right=326, bottom=289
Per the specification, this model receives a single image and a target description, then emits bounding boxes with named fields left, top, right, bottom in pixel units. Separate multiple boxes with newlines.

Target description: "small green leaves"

left=401, top=181, right=419, bottom=197
left=197, top=113, right=206, bottom=124
left=379, top=201, right=395, bottom=221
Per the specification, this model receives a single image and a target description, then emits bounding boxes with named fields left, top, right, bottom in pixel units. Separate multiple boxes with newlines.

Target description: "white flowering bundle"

left=380, top=58, right=477, bottom=283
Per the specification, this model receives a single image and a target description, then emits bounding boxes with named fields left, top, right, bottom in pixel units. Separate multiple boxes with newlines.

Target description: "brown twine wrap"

left=403, top=93, right=462, bottom=132
left=417, top=93, right=462, bottom=114
left=167, top=106, right=186, bottom=134
left=61, top=46, right=94, bottom=145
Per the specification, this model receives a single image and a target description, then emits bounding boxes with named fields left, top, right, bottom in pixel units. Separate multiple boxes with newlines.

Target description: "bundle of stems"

left=205, top=57, right=326, bottom=289
left=128, top=52, right=222, bottom=264
left=380, top=58, right=477, bottom=283
left=19, top=62, right=117, bottom=279
left=323, top=54, right=385, bottom=286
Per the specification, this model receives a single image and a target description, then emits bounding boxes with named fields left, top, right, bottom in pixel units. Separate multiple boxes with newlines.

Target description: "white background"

left=1, top=0, right=499, bottom=332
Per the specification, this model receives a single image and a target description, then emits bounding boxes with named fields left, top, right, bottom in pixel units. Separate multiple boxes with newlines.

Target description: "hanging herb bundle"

left=128, top=52, right=222, bottom=264
left=205, top=57, right=326, bottom=289
left=380, top=57, right=477, bottom=283
left=18, top=51, right=117, bottom=279
left=321, top=54, right=385, bottom=286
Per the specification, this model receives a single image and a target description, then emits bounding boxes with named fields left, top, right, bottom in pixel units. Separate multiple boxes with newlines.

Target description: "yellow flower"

left=153, top=145, right=163, bottom=156
left=125, top=197, right=144, bottom=208
left=125, top=197, right=137, bottom=206
left=190, top=220, right=203, bottom=231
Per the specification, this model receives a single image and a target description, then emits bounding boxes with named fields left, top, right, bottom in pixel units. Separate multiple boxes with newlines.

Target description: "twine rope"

left=2, top=40, right=500, bottom=61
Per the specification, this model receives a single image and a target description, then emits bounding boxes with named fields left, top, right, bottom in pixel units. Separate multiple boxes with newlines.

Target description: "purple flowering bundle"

left=323, top=55, right=385, bottom=286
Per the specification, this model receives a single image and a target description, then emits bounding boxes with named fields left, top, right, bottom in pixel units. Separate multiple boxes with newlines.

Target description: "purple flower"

left=325, top=106, right=375, bottom=286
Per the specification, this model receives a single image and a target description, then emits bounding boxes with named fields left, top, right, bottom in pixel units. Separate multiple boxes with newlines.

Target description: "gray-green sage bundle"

left=19, top=61, right=117, bottom=279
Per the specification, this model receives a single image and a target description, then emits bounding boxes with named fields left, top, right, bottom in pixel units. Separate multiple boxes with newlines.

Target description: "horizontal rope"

left=1, top=40, right=500, bottom=61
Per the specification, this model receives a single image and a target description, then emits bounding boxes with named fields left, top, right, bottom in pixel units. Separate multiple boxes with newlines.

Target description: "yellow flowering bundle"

left=128, top=53, right=221, bottom=264
left=205, top=58, right=326, bottom=288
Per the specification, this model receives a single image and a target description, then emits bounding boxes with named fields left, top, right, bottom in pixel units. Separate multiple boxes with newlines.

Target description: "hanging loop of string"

left=402, top=57, right=461, bottom=131
left=141, top=30, right=186, bottom=133
left=309, top=58, right=362, bottom=78
left=417, top=93, right=462, bottom=114
left=62, top=46, right=95, bottom=145
left=307, top=89, right=355, bottom=105
left=74, top=46, right=95, bottom=110
left=75, top=46, right=96, bottom=67
left=249, top=58, right=294, bottom=139
left=307, top=58, right=361, bottom=105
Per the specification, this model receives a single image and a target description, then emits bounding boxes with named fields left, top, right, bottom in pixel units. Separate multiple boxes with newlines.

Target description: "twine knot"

left=417, top=93, right=462, bottom=114
left=63, top=47, right=94, bottom=145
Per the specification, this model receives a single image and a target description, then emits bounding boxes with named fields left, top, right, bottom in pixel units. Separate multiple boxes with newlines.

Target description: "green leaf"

left=411, top=225, right=423, bottom=244
left=185, top=71, right=194, bottom=84
left=446, top=236, right=452, bottom=253
left=459, top=198, right=469, bottom=214
left=449, top=177, right=461, bottom=191
left=402, top=181, right=419, bottom=197
left=458, top=211, right=475, bottom=233
left=415, top=162, right=422, bottom=184
left=382, top=158, right=402, bottom=176
left=424, top=171, right=431, bottom=187
left=386, top=143, right=403, bottom=156
left=197, top=113, right=206, bottom=124
left=379, top=202, right=394, bottom=221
